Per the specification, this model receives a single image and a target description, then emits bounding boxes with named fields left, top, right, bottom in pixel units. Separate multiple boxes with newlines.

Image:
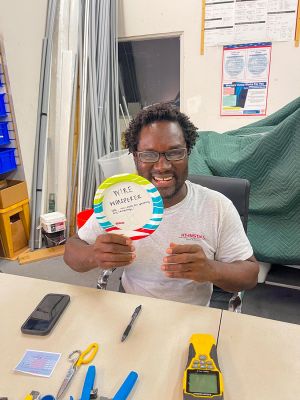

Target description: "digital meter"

left=183, top=334, right=224, bottom=399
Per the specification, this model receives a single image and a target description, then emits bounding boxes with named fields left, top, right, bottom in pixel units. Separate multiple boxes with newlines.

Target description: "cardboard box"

left=0, top=180, right=8, bottom=189
left=0, top=215, right=28, bottom=257
left=12, top=218, right=28, bottom=252
left=0, top=180, right=28, bottom=209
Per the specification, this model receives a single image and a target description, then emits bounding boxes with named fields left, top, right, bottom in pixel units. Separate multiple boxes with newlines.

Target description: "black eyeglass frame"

left=135, top=147, right=188, bottom=163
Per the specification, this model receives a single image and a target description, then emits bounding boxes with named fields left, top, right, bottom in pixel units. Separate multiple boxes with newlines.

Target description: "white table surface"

left=218, top=310, right=300, bottom=400
left=0, top=273, right=222, bottom=399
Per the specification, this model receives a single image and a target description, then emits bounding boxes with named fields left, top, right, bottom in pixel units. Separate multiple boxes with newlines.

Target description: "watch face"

left=94, top=173, right=164, bottom=240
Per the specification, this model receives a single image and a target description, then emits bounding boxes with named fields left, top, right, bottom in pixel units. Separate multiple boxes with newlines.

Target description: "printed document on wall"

left=204, top=0, right=298, bottom=46
left=234, top=0, right=268, bottom=43
left=267, top=0, right=298, bottom=41
left=205, top=0, right=235, bottom=46
left=221, top=42, right=272, bottom=116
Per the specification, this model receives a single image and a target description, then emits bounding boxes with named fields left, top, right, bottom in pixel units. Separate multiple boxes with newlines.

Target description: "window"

left=118, top=37, right=180, bottom=119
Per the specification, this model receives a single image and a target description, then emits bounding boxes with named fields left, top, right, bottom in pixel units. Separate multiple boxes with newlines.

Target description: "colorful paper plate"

left=93, top=173, right=164, bottom=240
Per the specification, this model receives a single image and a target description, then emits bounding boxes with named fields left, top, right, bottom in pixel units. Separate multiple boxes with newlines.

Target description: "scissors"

left=56, top=342, right=99, bottom=399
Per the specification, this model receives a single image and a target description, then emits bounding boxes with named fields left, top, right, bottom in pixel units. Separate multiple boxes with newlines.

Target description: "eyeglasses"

left=136, top=148, right=187, bottom=163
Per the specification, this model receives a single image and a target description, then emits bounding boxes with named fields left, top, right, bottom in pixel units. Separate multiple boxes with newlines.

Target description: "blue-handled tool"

left=100, top=371, right=138, bottom=400
left=113, top=371, right=138, bottom=400
left=80, top=365, right=98, bottom=400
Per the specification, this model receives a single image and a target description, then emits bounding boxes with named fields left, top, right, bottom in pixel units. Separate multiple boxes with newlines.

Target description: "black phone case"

left=21, top=293, right=70, bottom=335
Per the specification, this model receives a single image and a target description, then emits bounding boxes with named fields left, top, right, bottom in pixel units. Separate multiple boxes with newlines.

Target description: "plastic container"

left=0, top=93, right=7, bottom=117
left=40, top=211, right=66, bottom=233
left=42, top=229, right=66, bottom=248
left=0, top=121, right=10, bottom=145
left=0, top=148, right=16, bottom=174
left=77, top=208, right=94, bottom=228
left=98, top=149, right=136, bottom=179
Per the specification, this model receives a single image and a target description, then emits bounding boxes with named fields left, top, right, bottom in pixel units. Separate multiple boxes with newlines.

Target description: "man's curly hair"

left=124, top=103, right=198, bottom=155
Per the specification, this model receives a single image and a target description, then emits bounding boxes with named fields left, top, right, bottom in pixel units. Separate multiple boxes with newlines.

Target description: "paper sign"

left=14, top=350, right=61, bottom=377
left=204, top=0, right=298, bottom=46
left=221, top=42, right=272, bottom=116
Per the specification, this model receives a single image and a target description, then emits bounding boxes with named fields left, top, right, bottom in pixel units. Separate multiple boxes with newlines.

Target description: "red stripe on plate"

left=105, top=227, right=120, bottom=232
left=131, top=235, right=149, bottom=240
left=135, top=228, right=155, bottom=234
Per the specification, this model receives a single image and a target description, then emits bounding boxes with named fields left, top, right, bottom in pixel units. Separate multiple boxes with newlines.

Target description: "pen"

left=121, top=305, right=142, bottom=342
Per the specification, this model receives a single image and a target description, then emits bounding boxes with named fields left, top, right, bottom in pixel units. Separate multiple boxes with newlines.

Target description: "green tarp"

left=189, top=97, right=300, bottom=264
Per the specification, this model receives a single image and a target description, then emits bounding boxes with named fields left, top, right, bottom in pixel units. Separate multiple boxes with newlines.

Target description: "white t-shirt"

left=78, top=181, right=253, bottom=306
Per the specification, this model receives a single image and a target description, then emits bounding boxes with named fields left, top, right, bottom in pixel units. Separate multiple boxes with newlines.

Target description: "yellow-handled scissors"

left=23, top=391, right=40, bottom=400
left=56, top=342, right=98, bottom=399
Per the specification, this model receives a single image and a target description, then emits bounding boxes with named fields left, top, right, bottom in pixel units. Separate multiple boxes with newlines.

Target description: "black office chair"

left=188, top=175, right=251, bottom=312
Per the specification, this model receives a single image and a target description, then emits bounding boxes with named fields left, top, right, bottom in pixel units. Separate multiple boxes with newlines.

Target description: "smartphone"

left=21, top=293, right=70, bottom=335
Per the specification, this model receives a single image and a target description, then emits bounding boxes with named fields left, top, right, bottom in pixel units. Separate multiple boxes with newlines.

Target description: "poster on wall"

left=204, top=0, right=298, bottom=46
left=221, top=42, right=272, bottom=116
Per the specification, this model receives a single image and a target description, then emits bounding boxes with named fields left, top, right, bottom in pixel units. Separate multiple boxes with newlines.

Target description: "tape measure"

left=183, top=334, right=224, bottom=399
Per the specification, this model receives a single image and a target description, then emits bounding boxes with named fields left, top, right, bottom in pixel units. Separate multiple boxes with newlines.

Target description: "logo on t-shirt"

left=179, top=232, right=206, bottom=241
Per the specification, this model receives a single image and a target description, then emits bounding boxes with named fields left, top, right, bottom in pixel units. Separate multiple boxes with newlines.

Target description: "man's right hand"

left=93, top=233, right=136, bottom=269
left=64, top=233, right=136, bottom=272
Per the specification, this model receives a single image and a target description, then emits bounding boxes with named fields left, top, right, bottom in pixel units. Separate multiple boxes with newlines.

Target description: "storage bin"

left=42, top=229, right=66, bottom=248
left=98, top=149, right=136, bottom=178
left=0, top=148, right=16, bottom=174
left=40, top=211, right=66, bottom=233
left=0, top=121, right=10, bottom=145
left=0, top=93, right=7, bottom=117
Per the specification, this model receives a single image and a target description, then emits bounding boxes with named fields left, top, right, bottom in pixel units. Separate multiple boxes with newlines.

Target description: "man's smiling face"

left=134, top=120, right=188, bottom=208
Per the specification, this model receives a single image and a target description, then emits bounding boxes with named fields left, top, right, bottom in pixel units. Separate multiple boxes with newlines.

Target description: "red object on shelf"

left=77, top=208, right=94, bottom=228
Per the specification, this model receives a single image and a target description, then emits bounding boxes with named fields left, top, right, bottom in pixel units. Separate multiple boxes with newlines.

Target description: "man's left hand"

left=161, top=242, right=215, bottom=282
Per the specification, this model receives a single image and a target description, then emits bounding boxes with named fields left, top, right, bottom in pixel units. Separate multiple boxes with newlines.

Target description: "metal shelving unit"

left=0, top=39, right=25, bottom=181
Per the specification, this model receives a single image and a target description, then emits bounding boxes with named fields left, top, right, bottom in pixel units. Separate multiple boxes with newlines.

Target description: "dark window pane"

left=118, top=37, right=180, bottom=118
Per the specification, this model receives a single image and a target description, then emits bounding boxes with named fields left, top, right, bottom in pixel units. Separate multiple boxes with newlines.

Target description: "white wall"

left=119, top=0, right=300, bottom=132
left=0, top=0, right=299, bottom=193
left=0, top=0, right=48, bottom=192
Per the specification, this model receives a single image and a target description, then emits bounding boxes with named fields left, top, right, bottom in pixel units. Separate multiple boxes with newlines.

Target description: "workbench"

left=0, top=273, right=299, bottom=399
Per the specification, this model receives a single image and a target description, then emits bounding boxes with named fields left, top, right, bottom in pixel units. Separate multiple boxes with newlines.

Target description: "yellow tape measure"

left=183, top=334, right=224, bottom=399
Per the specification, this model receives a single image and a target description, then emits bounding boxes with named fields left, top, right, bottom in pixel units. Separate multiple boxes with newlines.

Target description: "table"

left=1, top=274, right=300, bottom=399
left=0, top=273, right=221, bottom=399
left=218, top=310, right=300, bottom=400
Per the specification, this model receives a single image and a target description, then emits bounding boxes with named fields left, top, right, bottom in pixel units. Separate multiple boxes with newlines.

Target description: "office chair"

left=188, top=175, right=251, bottom=312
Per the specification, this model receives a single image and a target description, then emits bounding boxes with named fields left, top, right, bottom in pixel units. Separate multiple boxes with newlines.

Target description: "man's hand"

left=161, top=242, right=259, bottom=292
left=161, top=242, right=213, bottom=282
left=93, top=233, right=136, bottom=269
left=64, top=233, right=136, bottom=272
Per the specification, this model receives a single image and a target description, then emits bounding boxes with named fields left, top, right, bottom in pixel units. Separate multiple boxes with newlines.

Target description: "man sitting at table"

left=64, top=103, right=259, bottom=306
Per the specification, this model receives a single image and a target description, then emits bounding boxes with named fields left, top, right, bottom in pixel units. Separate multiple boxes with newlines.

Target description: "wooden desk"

left=0, top=273, right=221, bottom=399
left=218, top=311, right=300, bottom=400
